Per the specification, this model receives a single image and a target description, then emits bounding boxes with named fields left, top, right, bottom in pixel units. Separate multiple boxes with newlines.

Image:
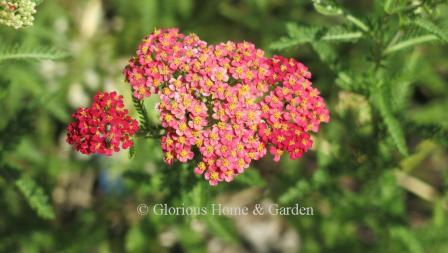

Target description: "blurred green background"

left=0, top=0, right=447, bottom=252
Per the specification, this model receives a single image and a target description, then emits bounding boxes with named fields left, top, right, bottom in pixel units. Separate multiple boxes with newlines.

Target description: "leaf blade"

left=0, top=44, right=68, bottom=62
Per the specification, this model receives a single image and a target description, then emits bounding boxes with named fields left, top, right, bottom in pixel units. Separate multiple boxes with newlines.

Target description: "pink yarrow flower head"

left=66, top=91, right=139, bottom=156
left=259, top=56, right=330, bottom=161
left=124, top=28, right=329, bottom=185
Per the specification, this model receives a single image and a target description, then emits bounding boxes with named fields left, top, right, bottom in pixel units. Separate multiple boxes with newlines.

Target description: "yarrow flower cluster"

left=66, top=92, right=139, bottom=156
left=0, top=0, right=36, bottom=29
left=124, top=28, right=329, bottom=185
left=258, top=56, right=330, bottom=161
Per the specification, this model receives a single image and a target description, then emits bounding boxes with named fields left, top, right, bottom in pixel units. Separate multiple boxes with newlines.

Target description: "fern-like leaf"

left=15, top=177, right=56, bottom=220
left=0, top=44, right=68, bottom=62
left=270, top=24, right=362, bottom=50
left=132, top=95, right=151, bottom=133
left=320, top=27, right=363, bottom=41
left=372, top=82, right=409, bottom=155
left=131, top=94, right=163, bottom=138
left=1, top=165, right=55, bottom=220
left=269, top=37, right=306, bottom=51
left=389, top=50, right=420, bottom=112
left=384, top=34, right=438, bottom=55
left=413, top=18, right=448, bottom=43
left=269, top=24, right=318, bottom=50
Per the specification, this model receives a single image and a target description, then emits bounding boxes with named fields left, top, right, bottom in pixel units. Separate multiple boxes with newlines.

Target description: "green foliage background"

left=0, top=0, right=447, bottom=252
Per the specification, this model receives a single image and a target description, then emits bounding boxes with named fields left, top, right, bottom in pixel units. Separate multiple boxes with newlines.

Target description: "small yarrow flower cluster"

left=124, top=28, right=329, bottom=185
left=66, top=92, right=139, bottom=156
left=0, top=0, right=36, bottom=29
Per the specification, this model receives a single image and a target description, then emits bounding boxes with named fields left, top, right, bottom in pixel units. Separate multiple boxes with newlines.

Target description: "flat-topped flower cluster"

left=124, top=28, right=329, bottom=185
left=0, top=0, right=36, bottom=29
left=67, top=92, right=139, bottom=156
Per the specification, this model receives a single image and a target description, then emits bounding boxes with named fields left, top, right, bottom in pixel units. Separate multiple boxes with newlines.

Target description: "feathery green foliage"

left=132, top=93, right=163, bottom=138
left=0, top=44, right=67, bottom=62
left=372, top=82, right=409, bottom=156
left=413, top=18, right=448, bottom=42
left=270, top=23, right=362, bottom=50
left=1, top=165, right=55, bottom=219
left=15, top=175, right=55, bottom=219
